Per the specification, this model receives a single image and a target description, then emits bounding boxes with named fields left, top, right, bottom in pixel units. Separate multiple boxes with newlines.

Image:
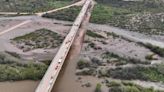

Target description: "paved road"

left=0, top=20, right=31, bottom=36
left=35, top=0, right=92, bottom=92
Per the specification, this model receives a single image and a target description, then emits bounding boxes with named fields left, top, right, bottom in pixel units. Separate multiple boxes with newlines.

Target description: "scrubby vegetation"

left=0, top=63, right=47, bottom=81
left=95, top=0, right=164, bottom=13
left=76, top=59, right=97, bottom=76
left=12, top=28, right=63, bottom=52
left=86, top=30, right=105, bottom=38
left=141, top=43, right=164, bottom=57
left=107, top=81, right=164, bottom=92
left=43, top=0, right=164, bottom=35
left=90, top=4, right=133, bottom=25
left=95, top=83, right=102, bottom=92
left=5, top=51, right=21, bottom=59
left=0, top=0, right=71, bottom=12
left=90, top=2, right=164, bottom=35
left=145, top=54, right=157, bottom=60
left=107, top=64, right=164, bottom=82
left=102, top=51, right=128, bottom=65
left=0, top=53, right=47, bottom=81
left=102, top=51, right=150, bottom=65
left=42, top=6, right=81, bottom=21
left=77, top=59, right=90, bottom=69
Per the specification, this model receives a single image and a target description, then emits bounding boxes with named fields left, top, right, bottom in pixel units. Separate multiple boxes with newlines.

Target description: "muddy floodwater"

left=0, top=80, right=39, bottom=92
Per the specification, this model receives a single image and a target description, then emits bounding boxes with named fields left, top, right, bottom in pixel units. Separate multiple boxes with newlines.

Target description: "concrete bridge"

left=35, top=0, right=94, bottom=92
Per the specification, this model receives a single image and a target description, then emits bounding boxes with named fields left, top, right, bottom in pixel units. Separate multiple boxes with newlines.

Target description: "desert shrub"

left=108, top=81, right=164, bottom=92
left=0, top=0, right=71, bottom=12
left=106, top=81, right=121, bottom=87
left=86, top=30, right=104, bottom=38
left=142, top=43, right=164, bottom=57
left=76, top=68, right=95, bottom=76
left=0, top=63, right=47, bottom=81
left=42, top=6, right=81, bottom=21
left=77, top=59, right=90, bottom=69
left=107, top=65, right=164, bottom=82
left=95, top=83, right=102, bottom=92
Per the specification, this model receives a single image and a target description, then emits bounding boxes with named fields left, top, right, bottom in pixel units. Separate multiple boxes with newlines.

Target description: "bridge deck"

left=35, top=0, right=92, bottom=92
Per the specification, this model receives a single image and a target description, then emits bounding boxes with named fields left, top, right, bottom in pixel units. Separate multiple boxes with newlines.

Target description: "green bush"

left=106, top=81, right=121, bottom=87
left=77, top=59, right=90, bottom=69
left=86, top=30, right=104, bottom=38
left=0, top=0, right=71, bottom=12
left=0, top=64, right=47, bottom=81
left=108, top=81, right=164, bottom=92
left=142, top=43, right=164, bottom=57
left=95, top=83, right=102, bottom=92
left=42, top=6, right=81, bottom=21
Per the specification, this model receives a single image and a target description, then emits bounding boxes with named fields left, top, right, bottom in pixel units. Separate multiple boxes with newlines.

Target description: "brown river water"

left=0, top=81, right=39, bottom=92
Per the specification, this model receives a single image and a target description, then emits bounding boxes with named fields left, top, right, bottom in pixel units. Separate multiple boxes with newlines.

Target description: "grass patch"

left=86, top=30, right=105, bottom=38
left=96, top=0, right=164, bottom=13
left=42, top=6, right=81, bottom=21
left=90, top=4, right=131, bottom=24
left=95, top=83, right=102, bottom=92
left=0, top=64, right=47, bottom=81
left=0, top=53, right=47, bottom=81
left=0, top=0, right=71, bottom=12
left=108, top=81, right=164, bottom=92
